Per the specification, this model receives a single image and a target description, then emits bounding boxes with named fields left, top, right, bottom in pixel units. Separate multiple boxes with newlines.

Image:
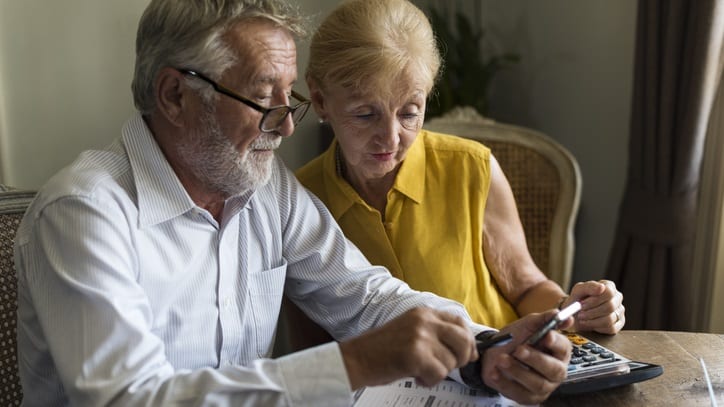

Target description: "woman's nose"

left=375, top=116, right=400, bottom=148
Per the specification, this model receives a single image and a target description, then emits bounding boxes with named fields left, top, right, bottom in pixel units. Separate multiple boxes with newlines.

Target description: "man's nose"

left=277, top=112, right=296, bottom=137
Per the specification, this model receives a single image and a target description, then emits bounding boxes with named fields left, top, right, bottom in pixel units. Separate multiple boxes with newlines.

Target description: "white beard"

left=178, top=108, right=280, bottom=197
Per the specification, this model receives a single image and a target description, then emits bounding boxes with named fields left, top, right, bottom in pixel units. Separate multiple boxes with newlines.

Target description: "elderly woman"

left=295, top=0, right=624, bottom=333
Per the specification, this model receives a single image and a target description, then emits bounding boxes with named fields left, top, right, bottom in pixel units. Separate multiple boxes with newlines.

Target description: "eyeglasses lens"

left=260, top=103, right=310, bottom=132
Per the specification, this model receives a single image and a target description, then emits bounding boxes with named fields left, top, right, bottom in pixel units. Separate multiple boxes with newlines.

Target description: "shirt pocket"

left=249, top=260, right=287, bottom=356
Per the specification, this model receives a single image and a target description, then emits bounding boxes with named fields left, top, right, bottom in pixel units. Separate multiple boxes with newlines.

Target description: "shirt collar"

left=122, top=112, right=198, bottom=228
left=122, top=113, right=259, bottom=228
left=392, top=131, right=426, bottom=204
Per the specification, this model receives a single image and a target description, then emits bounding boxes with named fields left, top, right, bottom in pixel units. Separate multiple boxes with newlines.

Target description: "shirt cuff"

left=277, top=342, right=352, bottom=406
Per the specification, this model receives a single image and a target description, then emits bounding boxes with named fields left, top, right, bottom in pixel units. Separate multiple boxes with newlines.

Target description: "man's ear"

left=306, top=76, right=327, bottom=121
left=155, top=67, right=190, bottom=127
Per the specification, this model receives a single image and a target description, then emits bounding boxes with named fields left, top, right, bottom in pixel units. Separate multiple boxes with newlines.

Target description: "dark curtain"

left=606, top=0, right=724, bottom=330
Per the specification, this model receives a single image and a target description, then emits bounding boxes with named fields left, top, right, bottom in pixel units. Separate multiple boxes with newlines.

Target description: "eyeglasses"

left=178, top=69, right=311, bottom=133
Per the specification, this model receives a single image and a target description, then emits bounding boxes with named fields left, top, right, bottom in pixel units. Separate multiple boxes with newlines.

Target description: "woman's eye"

left=400, top=113, right=422, bottom=129
left=400, top=112, right=421, bottom=122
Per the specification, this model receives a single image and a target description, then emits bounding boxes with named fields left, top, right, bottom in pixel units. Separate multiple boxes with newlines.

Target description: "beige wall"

left=416, top=0, right=637, bottom=284
left=0, top=0, right=338, bottom=189
left=0, top=1, right=148, bottom=188
left=0, top=1, right=637, bottom=290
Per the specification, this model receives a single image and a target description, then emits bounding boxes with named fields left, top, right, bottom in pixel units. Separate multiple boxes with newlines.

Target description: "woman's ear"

left=155, top=67, right=189, bottom=127
left=306, top=76, right=327, bottom=121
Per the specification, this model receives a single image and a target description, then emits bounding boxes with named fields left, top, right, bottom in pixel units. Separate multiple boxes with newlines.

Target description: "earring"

left=318, top=117, right=326, bottom=124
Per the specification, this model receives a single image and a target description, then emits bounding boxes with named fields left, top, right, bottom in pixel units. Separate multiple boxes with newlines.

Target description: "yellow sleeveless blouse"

left=296, top=130, right=518, bottom=328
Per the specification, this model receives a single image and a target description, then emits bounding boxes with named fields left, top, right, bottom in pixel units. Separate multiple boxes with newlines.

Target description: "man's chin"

left=231, top=158, right=273, bottom=195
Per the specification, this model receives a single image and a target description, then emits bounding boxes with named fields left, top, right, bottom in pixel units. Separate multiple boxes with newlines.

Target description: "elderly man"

left=15, top=1, right=571, bottom=405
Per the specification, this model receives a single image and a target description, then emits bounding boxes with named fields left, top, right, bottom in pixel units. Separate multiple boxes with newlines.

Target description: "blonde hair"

left=132, top=0, right=307, bottom=114
left=307, top=0, right=440, bottom=95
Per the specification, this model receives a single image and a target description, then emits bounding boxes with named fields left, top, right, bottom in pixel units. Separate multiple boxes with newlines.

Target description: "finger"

left=414, top=355, right=452, bottom=387
left=435, top=312, right=477, bottom=365
left=576, top=291, right=623, bottom=329
left=577, top=287, right=622, bottom=319
left=613, top=305, right=626, bottom=331
left=569, top=280, right=606, bottom=302
left=490, top=354, right=557, bottom=405
left=428, top=334, right=462, bottom=373
left=529, top=330, right=572, bottom=365
left=513, top=345, right=568, bottom=391
left=577, top=304, right=625, bottom=333
left=594, top=304, right=626, bottom=334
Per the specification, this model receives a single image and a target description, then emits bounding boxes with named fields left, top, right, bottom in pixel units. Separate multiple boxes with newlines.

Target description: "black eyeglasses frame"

left=177, top=68, right=311, bottom=133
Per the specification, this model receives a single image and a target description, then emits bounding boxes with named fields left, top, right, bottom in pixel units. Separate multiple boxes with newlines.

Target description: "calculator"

left=564, top=332, right=631, bottom=381
left=555, top=332, right=663, bottom=395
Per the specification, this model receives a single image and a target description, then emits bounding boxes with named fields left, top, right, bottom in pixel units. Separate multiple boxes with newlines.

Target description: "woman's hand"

left=565, top=280, right=625, bottom=334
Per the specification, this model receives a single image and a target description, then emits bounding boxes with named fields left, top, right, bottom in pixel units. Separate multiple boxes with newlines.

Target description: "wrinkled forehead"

left=224, top=18, right=298, bottom=80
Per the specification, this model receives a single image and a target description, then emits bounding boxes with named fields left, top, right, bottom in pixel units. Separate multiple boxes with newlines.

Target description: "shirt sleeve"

left=276, top=162, right=489, bottom=341
left=15, top=194, right=353, bottom=406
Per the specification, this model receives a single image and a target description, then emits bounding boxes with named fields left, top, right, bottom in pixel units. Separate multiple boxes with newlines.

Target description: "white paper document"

left=353, top=378, right=536, bottom=407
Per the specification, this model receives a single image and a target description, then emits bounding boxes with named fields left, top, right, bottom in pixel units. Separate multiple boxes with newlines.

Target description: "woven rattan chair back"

left=0, top=186, right=34, bottom=405
left=424, top=107, right=581, bottom=290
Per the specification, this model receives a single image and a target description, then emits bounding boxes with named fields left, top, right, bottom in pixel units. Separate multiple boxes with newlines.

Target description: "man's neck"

left=144, top=114, right=228, bottom=222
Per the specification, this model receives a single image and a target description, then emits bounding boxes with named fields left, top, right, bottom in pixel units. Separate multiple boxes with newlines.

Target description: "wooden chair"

left=0, top=185, right=34, bottom=405
left=423, top=107, right=581, bottom=290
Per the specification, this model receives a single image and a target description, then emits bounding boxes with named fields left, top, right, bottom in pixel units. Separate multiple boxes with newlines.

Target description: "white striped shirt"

left=15, top=113, right=484, bottom=406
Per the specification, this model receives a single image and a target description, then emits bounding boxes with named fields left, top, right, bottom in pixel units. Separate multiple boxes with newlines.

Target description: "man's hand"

left=339, top=307, right=477, bottom=390
left=481, top=310, right=572, bottom=405
left=566, top=279, right=625, bottom=334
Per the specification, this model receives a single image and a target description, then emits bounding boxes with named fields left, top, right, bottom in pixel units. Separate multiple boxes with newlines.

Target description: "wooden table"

left=544, top=330, right=724, bottom=406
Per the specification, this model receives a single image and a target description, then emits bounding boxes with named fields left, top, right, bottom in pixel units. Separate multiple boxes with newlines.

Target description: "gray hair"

left=132, top=0, right=307, bottom=115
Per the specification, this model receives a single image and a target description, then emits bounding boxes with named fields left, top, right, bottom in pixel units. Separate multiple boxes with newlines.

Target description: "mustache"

left=250, top=134, right=281, bottom=150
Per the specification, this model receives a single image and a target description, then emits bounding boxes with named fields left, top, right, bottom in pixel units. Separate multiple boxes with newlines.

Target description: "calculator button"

left=566, top=333, right=589, bottom=345
left=570, top=357, right=584, bottom=365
